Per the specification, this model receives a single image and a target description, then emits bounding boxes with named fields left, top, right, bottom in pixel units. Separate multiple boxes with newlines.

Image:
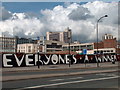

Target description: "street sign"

left=83, top=49, right=87, bottom=55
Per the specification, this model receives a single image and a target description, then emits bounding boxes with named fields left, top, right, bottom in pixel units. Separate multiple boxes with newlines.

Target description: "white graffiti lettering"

left=2, top=54, right=119, bottom=67
left=3, top=54, right=13, bottom=67
left=43, top=55, right=51, bottom=65
left=25, top=54, right=34, bottom=66
left=14, top=54, right=24, bottom=66
left=73, top=55, right=77, bottom=64
left=59, top=55, right=65, bottom=64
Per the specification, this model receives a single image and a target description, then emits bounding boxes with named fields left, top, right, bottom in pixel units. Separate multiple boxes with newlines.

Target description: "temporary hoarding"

left=2, top=53, right=120, bottom=67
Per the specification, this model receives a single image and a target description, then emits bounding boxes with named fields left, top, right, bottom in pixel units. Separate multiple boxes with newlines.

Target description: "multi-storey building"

left=17, top=43, right=41, bottom=53
left=94, top=34, right=117, bottom=49
left=116, top=42, right=120, bottom=54
left=63, top=34, right=118, bottom=55
left=45, top=40, right=64, bottom=52
left=63, top=42, right=94, bottom=54
left=2, top=33, right=119, bottom=55
left=94, top=34, right=117, bottom=54
left=0, top=36, right=16, bottom=53
left=17, top=40, right=64, bottom=53
left=15, top=36, right=37, bottom=44
left=16, top=37, right=38, bottom=53
left=46, top=27, right=72, bottom=43
left=47, top=32, right=60, bottom=41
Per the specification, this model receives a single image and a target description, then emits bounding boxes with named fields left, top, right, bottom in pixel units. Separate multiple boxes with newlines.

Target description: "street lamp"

left=68, top=37, right=71, bottom=67
left=37, top=37, right=40, bottom=68
left=96, top=15, right=108, bottom=67
left=68, top=28, right=71, bottom=67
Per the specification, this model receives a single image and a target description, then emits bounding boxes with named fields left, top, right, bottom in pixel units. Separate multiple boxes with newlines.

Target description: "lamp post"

left=96, top=15, right=108, bottom=67
left=68, top=37, right=71, bottom=67
left=68, top=28, right=71, bottom=67
left=37, top=37, right=40, bottom=68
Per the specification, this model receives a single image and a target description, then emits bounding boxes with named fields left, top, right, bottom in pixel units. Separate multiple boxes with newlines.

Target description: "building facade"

left=44, top=40, right=64, bottom=53
left=116, top=42, right=120, bottom=54
left=63, top=42, right=94, bottom=54
left=0, top=36, right=16, bottom=53
left=94, top=34, right=117, bottom=49
left=62, top=34, right=118, bottom=54
left=17, top=40, right=64, bottom=53
left=2, top=33, right=119, bottom=55
left=46, top=27, right=72, bottom=43
left=15, top=36, right=37, bottom=44
left=94, top=34, right=117, bottom=54
left=17, top=43, right=41, bottom=53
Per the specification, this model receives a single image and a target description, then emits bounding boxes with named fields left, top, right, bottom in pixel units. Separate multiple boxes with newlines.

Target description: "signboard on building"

left=82, top=49, right=87, bottom=55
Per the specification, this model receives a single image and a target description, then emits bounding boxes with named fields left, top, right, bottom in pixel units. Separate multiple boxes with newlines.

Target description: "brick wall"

left=103, top=39, right=117, bottom=48
left=94, top=38, right=117, bottom=49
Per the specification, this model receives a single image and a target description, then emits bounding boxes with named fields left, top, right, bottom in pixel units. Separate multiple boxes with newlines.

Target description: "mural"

left=2, top=53, right=120, bottom=67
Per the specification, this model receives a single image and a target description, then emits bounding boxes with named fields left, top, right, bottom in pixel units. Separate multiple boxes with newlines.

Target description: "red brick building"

left=116, top=42, right=120, bottom=54
left=94, top=34, right=117, bottom=49
left=103, top=39, right=117, bottom=48
left=94, top=34, right=118, bottom=54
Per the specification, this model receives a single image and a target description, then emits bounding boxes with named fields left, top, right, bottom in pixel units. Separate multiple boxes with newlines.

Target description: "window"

left=28, top=46, right=31, bottom=52
left=107, top=50, right=110, bottom=52
left=111, top=50, right=113, bottom=52
left=104, top=51, right=106, bottom=52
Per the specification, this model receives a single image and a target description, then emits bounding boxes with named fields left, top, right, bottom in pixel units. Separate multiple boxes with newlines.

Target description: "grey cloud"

left=24, top=12, right=40, bottom=19
left=2, top=31, right=12, bottom=37
left=1, top=7, right=12, bottom=20
left=68, top=6, right=94, bottom=21
left=1, top=8, right=40, bottom=21
left=13, top=27, right=26, bottom=38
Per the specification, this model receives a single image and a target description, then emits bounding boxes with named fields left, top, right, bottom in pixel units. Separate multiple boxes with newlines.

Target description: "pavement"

left=1, top=62, right=120, bottom=82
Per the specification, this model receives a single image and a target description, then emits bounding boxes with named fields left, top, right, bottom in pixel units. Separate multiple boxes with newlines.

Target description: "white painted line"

left=96, top=73, right=107, bottom=76
left=50, top=79, right=64, bottom=81
left=50, top=77, right=83, bottom=81
left=14, top=76, right=119, bottom=90
left=68, top=77, right=83, bottom=80
left=106, top=74, right=118, bottom=77
left=96, top=73, right=117, bottom=77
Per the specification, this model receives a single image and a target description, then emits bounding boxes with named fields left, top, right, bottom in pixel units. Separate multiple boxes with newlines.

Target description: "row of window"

left=18, top=46, right=37, bottom=49
left=94, top=50, right=115, bottom=54
left=0, top=49, right=15, bottom=52
left=47, top=45, right=62, bottom=48
left=0, top=47, right=15, bottom=49
left=63, top=45, right=93, bottom=50
left=18, top=49, right=37, bottom=53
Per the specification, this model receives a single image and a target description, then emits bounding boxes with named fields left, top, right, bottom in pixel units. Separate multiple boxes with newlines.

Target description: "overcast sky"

left=0, top=1, right=119, bottom=43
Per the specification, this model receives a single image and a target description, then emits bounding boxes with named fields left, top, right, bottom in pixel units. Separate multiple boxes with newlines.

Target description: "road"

left=3, top=66, right=118, bottom=76
left=2, top=72, right=119, bottom=89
